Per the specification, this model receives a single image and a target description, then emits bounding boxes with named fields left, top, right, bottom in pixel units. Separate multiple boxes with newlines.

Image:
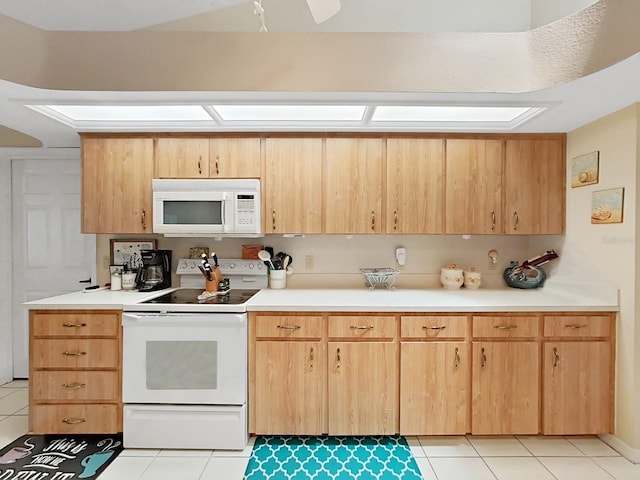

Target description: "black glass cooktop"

left=143, top=288, right=260, bottom=305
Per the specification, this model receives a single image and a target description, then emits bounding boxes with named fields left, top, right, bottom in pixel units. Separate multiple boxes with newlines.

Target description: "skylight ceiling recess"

left=26, top=103, right=548, bottom=132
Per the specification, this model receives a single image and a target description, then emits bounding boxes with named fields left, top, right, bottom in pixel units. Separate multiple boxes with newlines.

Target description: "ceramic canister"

left=464, top=268, right=482, bottom=289
left=440, top=264, right=464, bottom=289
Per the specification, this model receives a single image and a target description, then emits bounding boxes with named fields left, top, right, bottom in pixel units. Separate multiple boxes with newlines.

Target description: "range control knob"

left=229, top=263, right=235, bottom=269
left=249, top=263, right=254, bottom=269
left=257, top=263, right=264, bottom=270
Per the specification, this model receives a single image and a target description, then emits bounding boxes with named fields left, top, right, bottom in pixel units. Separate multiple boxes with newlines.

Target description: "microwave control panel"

left=236, top=194, right=258, bottom=227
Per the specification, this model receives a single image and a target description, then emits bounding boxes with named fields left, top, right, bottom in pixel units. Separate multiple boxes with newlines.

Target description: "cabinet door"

left=325, top=138, right=383, bottom=234
left=210, top=138, right=261, bottom=178
left=155, top=138, right=209, bottom=178
left=265, top=138, right=323, bottom=233
left=328, top=342, right=398, bottom=435
left=445, top=139, right=502, bottom=234
left=400, top=342, right=469, bottom=435
left=254, top=341, right=325, bottom=434
left=505, top=138, right=565, bottom=234
left=472, top=341, right=539, bottom=434
left=82, top=137, right=154, bottom=233
left=543, top=342, right=612, bottom=434
left=387, top=138, right=444, bottom=233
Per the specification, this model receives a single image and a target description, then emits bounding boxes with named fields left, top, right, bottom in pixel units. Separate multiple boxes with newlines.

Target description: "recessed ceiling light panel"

left=371, top=106, right=533, bottom=122
left=43, top=105, right=212, bottom=121
left=211, top=105, right=366, bottom=122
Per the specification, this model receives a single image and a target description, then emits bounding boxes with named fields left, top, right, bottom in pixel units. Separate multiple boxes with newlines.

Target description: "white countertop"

left=246, top=281, right=619, bottom=312
left=23, top=288, right=172, bottom=310
left=23, top=281, right=619, bottom=313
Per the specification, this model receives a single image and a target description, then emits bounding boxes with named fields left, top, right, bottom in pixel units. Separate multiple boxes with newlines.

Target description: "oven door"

left=122, top=312, right=246, bottom=405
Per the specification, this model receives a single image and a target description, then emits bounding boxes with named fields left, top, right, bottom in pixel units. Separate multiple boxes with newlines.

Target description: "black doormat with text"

left=0, top=434, right=123, bottom=479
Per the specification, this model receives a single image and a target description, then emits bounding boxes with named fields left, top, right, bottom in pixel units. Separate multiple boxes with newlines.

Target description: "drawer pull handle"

left=336, top=347, right=341, bottom=369
left=491, top=210, right=496, bottom=231
left=309, top=347, right=314, bottom=371
left=62, top=323, right=87, bottom=328
left=454, top=347, right=460, bottom=368
left=62, top=383, right=86, bottom=390
left=564, top=324, right=587, bottom=329
left=494, top=325, right=518, bottom=330
left=553, top=347, right=560, bottom=367
left=277, top=325, right=301, bottom=330
left=62, top=351, right=87, bottom=356
left=422, top=326, right=446, bottom=330
left=62, top=417, right=87, bottom=425
left=481, top=347, right=487, bottom=369
left=350, top=325, right=374, bottom=330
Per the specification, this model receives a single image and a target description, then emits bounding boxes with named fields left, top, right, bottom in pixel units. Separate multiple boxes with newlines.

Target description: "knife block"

left=205, top=267, right=223, bottom=292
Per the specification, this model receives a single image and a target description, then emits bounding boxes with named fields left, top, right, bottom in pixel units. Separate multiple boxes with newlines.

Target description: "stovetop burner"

left=143, top=288, right=260, bottom=306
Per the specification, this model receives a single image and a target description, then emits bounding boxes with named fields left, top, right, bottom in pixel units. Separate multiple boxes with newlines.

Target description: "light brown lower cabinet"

left=250, top=311, right=615, bottom=437
left=472, top=341, right=540, bottom=434
left=254, top=341, right=325, bottom=434
left=542, top=314, right=615, bottom=434
left=400, top=342, right=469, bottom=434
left=328, top=342, right=398, bottom=435
left=29, top=310, right=122, bottom=434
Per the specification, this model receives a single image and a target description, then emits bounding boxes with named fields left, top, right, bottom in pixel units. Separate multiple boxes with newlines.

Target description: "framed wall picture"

left=571, top=151, right=599, bottom=188
left=110, top=239, right=156, bottom=270
left=591, top=187, right=624, bottom=224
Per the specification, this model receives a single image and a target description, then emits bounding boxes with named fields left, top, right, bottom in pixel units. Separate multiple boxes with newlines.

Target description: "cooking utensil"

left=258, top=250, right=275, bottom=270
left=282, top=255, right=291, bottom=270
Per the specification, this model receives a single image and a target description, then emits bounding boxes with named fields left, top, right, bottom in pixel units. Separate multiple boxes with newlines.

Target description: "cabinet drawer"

left=472, top=316, right=539, bottom=338
left=544, top=315, right=612, bottom=338
left=32, top=339, right=119, bottom=369
left=255, top=315, right=323, bottom=339
left=328, top=316, right=396, bottom=340
left=401, top=316, right=467, bottom=339
left=32, top=312, right=120, bottom=337
left=31, top=371, right=119, bottom=402
left=31, top=404, right=120, bottom=434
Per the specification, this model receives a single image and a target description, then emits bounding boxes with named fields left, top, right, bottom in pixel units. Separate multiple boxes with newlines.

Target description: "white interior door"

left=11, top=158, right=95, bottom=378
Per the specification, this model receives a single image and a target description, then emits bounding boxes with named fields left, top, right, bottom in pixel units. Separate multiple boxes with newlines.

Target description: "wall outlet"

left=305, top=255, right=315, bottom=270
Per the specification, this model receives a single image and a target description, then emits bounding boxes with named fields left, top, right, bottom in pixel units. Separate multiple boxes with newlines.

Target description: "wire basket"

left=360, top=268, right=399, bottom=290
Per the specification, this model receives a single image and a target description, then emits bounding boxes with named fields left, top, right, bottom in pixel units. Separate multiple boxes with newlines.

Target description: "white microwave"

left=152, top=179, right=262, bottom=237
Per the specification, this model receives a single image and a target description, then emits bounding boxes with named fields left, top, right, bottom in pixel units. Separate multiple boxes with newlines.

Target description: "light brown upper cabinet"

left=264, top=138, right=323, bottom=234
left=209, top=137, right=261, bottom=178
left=82, top=137, right=154, bottom=234
left=325, top=138, right=384, bottom=234
left=155, top=138, right=210, bottom=178
left=505, top=138, right=565, bottom=235
left=445, top=139, right=503, bottom=234
left=387, top=138, right=444, bottom=234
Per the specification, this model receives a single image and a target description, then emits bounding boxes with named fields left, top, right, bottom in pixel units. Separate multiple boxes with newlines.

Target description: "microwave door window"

left=163, top=200, right=223, bottom=225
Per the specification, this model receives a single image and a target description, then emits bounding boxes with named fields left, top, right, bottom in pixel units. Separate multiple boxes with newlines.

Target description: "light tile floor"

left=2, top=380, right=640, bottom=479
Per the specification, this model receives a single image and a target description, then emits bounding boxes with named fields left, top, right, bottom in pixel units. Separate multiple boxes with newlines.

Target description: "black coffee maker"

left=136, top=250, right=172, bottom=292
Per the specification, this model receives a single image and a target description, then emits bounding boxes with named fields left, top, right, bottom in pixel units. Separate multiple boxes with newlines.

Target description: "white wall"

left=566, top=104, right=639, bottom=450
left=530, top=0, right=597, bottom=28
left=0, top=158, right=12, bottom=383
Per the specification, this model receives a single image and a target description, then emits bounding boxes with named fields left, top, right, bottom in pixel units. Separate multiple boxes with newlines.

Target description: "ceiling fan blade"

left=306, top=0, right=341, bottom=23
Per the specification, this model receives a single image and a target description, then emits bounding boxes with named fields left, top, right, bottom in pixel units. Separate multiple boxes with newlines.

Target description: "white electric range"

left=121, top=259, right=267, bottom=450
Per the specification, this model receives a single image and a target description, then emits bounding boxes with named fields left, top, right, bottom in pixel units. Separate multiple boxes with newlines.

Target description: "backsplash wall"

left=97, top=234, right=543, bottom=289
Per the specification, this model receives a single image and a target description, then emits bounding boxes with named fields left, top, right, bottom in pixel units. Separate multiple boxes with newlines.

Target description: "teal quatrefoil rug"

left=243, top=436, right=422, bottom=480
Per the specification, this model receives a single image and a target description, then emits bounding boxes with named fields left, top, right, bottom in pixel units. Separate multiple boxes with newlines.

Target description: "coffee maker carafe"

left=136, top=250, right=172, bottom=292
